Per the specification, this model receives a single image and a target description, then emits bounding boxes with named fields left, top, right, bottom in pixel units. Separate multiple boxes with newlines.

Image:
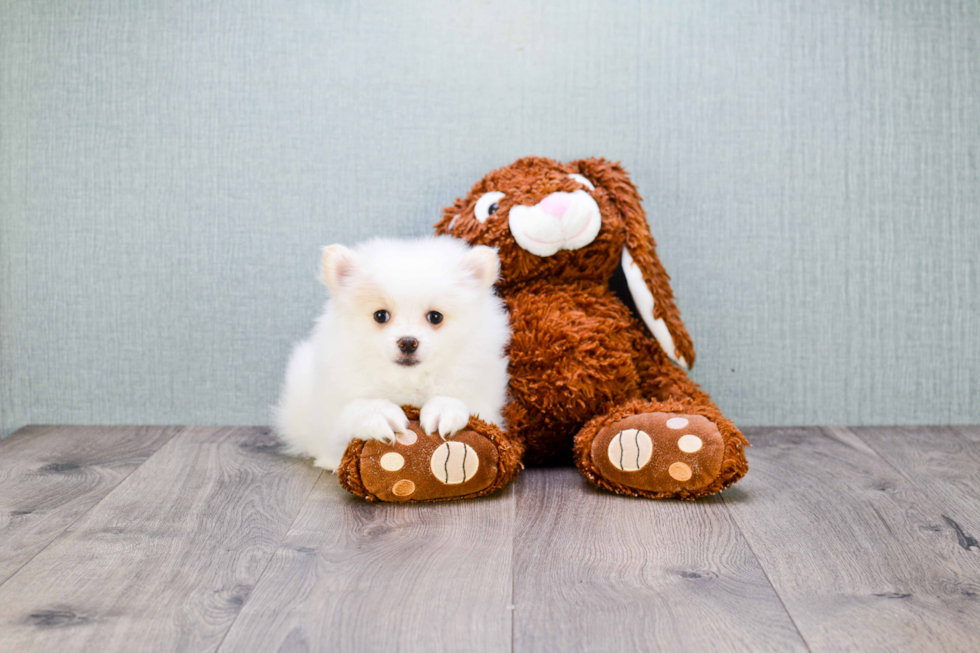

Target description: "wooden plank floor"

left=1, top=426, right=978, bottom=652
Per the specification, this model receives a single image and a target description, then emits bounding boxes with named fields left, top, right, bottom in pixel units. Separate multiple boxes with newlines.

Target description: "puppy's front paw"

left=420, top=396, right=471, bottom=438
left=347, top=400, right=409, bottom=444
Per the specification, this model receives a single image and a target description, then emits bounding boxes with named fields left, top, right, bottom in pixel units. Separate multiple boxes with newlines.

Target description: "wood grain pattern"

left=952, top=425, right=980, bottom=444
left=0, top=427, right=321, bottom=653
left=217, top=474, right=515, bottom=653
left=0, top=425, right=180, bottom=585
left=852, top=425, right=980, bottom=553
left=512, top=467, right=806, bottom=653
left=2, top=425, right=980, bottom=652
left=723, top=427, right=980, bottom=652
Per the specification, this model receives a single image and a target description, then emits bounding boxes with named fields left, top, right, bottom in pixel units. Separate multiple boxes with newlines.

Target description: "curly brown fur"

left=435, top=156, right=748, bottom=498
left=337, top=439, right=369, bottom=498
left=573, top=159, right=695, bottom=365
left=503, top=281, right=643, bottom=465
left=337, top=405, right=525, bottom=503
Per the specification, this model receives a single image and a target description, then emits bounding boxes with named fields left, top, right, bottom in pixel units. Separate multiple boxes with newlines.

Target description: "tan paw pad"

left=357, top=421, right=500, bottom=502
left=430, top=442, right=479, bottom=484
left=607, top=429, right=653, bottom=471
left=668, top=462, right=693, bottom=481
left=392, top=479, right=415, bottom=496
left=396, top=430, right=417, bottom=445
left=591, top=412, right=725, bottom=494
left=379, top=452, right=404, bottom=471
left=677, top=434, right=703, bottom=453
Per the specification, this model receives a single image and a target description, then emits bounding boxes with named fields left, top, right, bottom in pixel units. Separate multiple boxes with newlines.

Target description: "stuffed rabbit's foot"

left=337, top=407, right=524, bottom=503
left=574, top=400, right=747, bottom=499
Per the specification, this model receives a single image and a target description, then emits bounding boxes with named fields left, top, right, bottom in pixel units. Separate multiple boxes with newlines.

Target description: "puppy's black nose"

left=397, top=337, right=418, bottom=354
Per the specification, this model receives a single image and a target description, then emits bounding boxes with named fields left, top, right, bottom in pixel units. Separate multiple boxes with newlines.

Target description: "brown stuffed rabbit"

left=338, top=156, right=747, bottom=501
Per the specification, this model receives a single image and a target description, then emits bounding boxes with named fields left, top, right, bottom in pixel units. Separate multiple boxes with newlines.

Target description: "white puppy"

left=274, top=236, right=510, bottom=471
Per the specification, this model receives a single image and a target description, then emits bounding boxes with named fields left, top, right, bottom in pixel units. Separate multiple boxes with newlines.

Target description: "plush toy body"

left=339, top=157, right=747, bottom=501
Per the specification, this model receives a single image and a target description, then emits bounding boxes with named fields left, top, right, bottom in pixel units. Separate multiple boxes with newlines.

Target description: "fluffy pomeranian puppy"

left=274, top=236, right=510, bottom=470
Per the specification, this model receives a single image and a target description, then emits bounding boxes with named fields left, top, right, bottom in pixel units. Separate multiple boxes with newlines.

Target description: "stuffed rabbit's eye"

left=474, top=192, right=506, bottom=223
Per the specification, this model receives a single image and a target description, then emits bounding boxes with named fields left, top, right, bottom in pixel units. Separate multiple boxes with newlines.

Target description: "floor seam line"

left=0, top=425, right=185, bottom=591
left=835, top=425, right=980, bottom=549
left=213, top=465, right=324, bottom=653
left=835, top=425, right=954, bottom=493
left=720, top=468, right=813, bottom=652
left=511, top=479, right=518, bottom=653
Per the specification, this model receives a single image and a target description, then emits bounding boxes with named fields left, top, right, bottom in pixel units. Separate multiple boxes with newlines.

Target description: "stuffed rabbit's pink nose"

left=538, top=193, right=572, bottom=218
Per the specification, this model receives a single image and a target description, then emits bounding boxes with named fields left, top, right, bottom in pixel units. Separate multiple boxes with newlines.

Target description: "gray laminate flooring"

left=1, top=425, right=978, bottom=652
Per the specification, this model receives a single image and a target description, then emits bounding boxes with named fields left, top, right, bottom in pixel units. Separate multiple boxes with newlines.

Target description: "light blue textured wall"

left=2, top=0, right=978, bottom=437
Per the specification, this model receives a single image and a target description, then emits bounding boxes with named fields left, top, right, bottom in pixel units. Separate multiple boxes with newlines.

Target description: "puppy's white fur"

left=274, top=236, right=510, bottom=471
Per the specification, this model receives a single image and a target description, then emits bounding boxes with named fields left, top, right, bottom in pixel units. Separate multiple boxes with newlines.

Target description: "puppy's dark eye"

left=373, top=310, right=390, bottom=324
left=426, top=311, right=443, bottom=325
left=488, top=202, right=499, bottom=215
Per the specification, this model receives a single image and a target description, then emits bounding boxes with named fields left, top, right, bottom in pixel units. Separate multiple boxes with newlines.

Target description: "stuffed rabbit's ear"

left=573, top=158, right=695, bottom=368
left=434, top=198, right=462, bottom=235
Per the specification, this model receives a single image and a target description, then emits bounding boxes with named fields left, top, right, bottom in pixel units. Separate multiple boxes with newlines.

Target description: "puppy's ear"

left=320, top=244, right=358, bottom=293
left=572, top=158, right=695, bottom=368
left=460, top=245, right=500, bottom=290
